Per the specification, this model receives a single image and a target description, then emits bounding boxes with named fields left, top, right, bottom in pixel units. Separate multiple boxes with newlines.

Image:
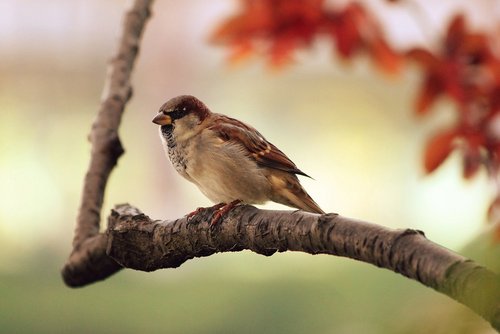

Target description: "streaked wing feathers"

left=208, top=114, right=310, bottom=177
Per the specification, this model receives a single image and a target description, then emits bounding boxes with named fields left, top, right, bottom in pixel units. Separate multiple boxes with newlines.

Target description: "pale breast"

left=161, top=125, right=272, bottom=204
left=186, top=130, right=272, bottom=204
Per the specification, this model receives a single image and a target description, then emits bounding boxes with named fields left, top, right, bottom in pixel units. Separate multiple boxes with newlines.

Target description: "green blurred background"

left=1, top=0, right=498, bottom=333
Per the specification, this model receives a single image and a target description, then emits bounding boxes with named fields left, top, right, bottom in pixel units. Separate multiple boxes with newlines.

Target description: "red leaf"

left=211, top=1, right=271, bottom=43
left=424, top=129, right=457, bottom=173
left=332, top=9, right=361, bottom=58
left=461, top=33, right=490, bottom=59
left=269, top=34, right=297, bottom=68
left=462, top=145, right=482, bottom=179
left=442, top=62, right=465, bottom=104
left=212, top=0, right=327, bottom=68
left=369, top=38, right=401, bottom=75
left=275, top=0, right=324, bottom=22
left=227, top=41, right=254, bottom=64
left=416, top=72, right=444, bottom=115
left=445, top=15, right=466, bottom=57
left=406, top=48, right=439, bottom=69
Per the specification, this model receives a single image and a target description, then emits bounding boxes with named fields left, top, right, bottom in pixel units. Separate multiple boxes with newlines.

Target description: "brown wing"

left=208, top=114, right=310, bottom=177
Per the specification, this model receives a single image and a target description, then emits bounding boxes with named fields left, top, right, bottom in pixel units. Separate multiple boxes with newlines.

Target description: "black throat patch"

left=161, top=125, right=176, bottom=149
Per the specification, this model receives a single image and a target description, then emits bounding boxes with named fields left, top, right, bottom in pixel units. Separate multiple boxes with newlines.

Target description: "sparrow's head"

left=152, top=95, right=210, bottom=131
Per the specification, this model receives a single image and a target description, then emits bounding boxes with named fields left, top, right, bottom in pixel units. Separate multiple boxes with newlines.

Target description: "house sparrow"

left=152, top=95, right=324, bottom=222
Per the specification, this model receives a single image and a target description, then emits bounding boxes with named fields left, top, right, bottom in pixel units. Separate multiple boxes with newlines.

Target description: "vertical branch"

left=74, top=0, right=154, bottom=248
left=63, top=0, right=154, bottom=285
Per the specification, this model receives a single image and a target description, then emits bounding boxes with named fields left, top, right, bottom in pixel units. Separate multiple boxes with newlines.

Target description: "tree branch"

left=65, top=203, right=500, bottom=331
left=62, top=0, right=154, bottom=285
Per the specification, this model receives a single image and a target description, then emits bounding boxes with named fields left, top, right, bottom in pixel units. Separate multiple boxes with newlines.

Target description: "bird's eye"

left=169, top=107, right=188, bottom=120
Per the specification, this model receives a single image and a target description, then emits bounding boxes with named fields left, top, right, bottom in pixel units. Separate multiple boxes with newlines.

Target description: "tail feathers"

left=268, top=173, right=325, bottom=214
left=287, top=190, right=325, bottom=214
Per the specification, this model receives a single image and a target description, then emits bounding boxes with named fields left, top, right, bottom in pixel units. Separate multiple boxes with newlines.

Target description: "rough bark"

left=64, top=203, right=500, bottom=331
left=62, top=0, right=154, bottom=284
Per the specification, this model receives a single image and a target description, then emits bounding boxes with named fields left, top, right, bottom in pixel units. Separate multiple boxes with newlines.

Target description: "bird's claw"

left=186, top=207, right=208, bottom=223
left=209, top=200, right=241, bottom=227
left=186, top=201, right=241, bottom=227
left=186, top=203, right=227, bottom=224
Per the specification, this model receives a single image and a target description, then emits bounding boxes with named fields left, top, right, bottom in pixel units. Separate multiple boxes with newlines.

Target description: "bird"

left=152, top=95, right=324, bottom=224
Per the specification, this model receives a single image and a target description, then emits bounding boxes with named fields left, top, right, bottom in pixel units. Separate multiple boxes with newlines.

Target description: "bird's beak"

left=152, top=113, right=172, bottom=125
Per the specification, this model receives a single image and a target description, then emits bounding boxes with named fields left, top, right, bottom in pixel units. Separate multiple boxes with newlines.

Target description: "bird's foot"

left=186, top=203, right=227, bottom=224
left=186, top=207, right=203, bottom=223
left=210, top=200, right=241, bottom=227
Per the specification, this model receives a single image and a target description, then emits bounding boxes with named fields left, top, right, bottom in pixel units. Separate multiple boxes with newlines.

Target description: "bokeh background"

left=1, top=0, right=499, bottom=333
